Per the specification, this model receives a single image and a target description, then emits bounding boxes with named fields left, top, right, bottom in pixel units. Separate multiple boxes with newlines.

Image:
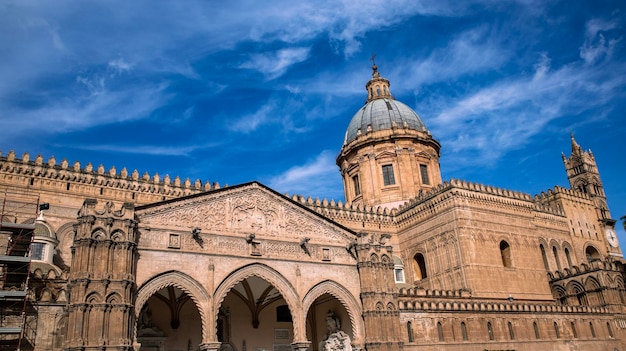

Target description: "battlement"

left=548, top=259, right=623, bottom=282
left=288, top=193, right=396, bottom=225
left=0, top=150, right=219, bottom=203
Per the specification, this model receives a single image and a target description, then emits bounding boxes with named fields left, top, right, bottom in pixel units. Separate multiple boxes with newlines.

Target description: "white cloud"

left=267, top=150, right=343, bottom=199
left=428, top=55, right=626, bottom=169
left=580, top=18, right=621, bottom=64
left=240, top=47, right=311, bottom=80
left=108, top=57, right=133, bottom=75
left=229, top=100, right=277, bottom=133
left=71, top=142, right=221, bottom=156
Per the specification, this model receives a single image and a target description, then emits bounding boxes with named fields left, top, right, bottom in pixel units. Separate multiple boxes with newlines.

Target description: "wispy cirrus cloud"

left=429, top=53, right=626, bottom=169
left=240, top=47, right=311, bottom=80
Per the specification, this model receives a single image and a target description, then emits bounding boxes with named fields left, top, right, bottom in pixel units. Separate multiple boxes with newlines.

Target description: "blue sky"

left=1, top=1, right=625, bottom=241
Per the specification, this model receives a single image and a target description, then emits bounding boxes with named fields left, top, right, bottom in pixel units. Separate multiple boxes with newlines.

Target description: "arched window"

left=607, top=322, right=614, bottom=338
left=564, top=248, right=572, bottom=268
left=552, top=246, right=562, bottom=271
left=461, top=322, right=468, bottom=341
left=437, top=322, right=444, bottom=341
left=500, top=241, right=512, bottom=267
left=407, top=321, right=414, bottom=342
left=413, top=253, right=427, bottom=281
left=508, top=321, right=515, bottom=340
left=554, top=322, right=560, bottom=338
left=589, top=322, right=596, bottom=338
left=540, top=244, right=549, bottom=270
left=571, top=321, right=577, bottom=338
left=376, top=86, right=381, bottom=96
left=487, top=321, right=494, bottom=340
left=586, top=246, right=601, bottom=262
left=533, top=321, right=540, bottom=339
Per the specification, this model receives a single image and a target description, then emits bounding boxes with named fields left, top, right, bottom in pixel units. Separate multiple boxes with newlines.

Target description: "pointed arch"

left=213, top=264, right=302, bottom=341
left=136, top=270, right=211, bottom=342
left=302, top=280, right=364, bottom=346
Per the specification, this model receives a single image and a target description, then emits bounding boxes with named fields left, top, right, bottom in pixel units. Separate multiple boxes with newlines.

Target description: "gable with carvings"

left=136, top=182, right=356, bottom=245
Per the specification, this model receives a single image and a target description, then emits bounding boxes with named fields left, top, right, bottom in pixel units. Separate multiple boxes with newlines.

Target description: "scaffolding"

left=0, top=192, right=39, bottom=351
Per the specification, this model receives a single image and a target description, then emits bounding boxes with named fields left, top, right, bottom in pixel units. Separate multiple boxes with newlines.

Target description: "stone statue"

left=319, top=311, right=351, bottom=351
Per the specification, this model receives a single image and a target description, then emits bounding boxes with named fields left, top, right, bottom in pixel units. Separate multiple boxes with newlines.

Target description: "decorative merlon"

left=0, top=150, right=225, bottom=194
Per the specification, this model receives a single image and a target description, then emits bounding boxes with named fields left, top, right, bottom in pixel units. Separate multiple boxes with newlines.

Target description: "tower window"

left=487, top=322, right=494, bottom=340
left=554, top=322, right=560, bottom=338
left=407, top=321, right=414, bottom=342
left=413, top=253, right=427, bottom=281
left=552, top=246, right=561, bottom=271
left=30, top=242, right=46, bottom=260
left=500, top=241, right=512, bottom=267
left=382, top=164, right=395, bottom=186
left=540, top=244, right=549, bottom=271
left=461, top=322, right=468, bottom=341
left=508, top=321, right=515, bottom=340
left=533, top=321, right=540, bottom=339
left=589, top=322, right=596, bottom=337
left=419, top=164, right=429, bottom=185
left=571, top=321, right=577, bottom=338
left=352, top=175, right=361, bottom=196
left=394, top=268, right=405, bottom=283
left=437, top=322, right=444, bottom=341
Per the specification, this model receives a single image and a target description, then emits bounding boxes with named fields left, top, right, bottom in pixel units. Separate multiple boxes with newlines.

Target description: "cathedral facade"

left=0, top=66, right=624, bottom=351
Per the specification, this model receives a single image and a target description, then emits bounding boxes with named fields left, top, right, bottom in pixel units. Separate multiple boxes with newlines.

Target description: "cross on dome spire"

left=365, top=60, right=392, bottom=102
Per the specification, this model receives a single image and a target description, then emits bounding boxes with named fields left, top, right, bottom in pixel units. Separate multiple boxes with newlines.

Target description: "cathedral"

left=0, top=65, right=624, bottom=351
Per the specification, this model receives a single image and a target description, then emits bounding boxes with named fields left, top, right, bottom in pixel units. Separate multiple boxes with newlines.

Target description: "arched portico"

left=303, top=280, right=364, bottom=348
left=213, top=264, right=303, bottom=343
left=135, top=270, right=212, bottom=343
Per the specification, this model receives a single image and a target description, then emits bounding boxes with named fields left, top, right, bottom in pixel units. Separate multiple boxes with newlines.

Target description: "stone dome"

left=344, top=98, right=428, bottom=145
left=34, top=222, right=56, bottom=240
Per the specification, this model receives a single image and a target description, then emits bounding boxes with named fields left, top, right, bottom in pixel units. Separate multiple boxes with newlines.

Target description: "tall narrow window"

left=407, top=321, right=414, bottom=342
left=30, top=242, right=46, bottom=261
left=413, top=253, right=427, bottom=281
left=552, top=246, right=561, bottom=271
left=589, top=322, right=596, bottom=337
left=352, top=175, right=361, bottom=196
left=500, top=241, right=512, bottom=267
left=394, top=267, right=405, bottom=283
left=540, top=245, right=549, bottom=270
left=564, top=248, right=572, bottom=268
left=508, top=321, right=515, bottom=340
left=607, top=322, right=614, bottom=338
left=419, top=164, right=429, bottom=185
left=461, top=322, right=468, bottom=341
left=533, top=321, right=540, bottom=339
left=487, top=322, right=494, bottom=340
left=382, top=164, right=395, bottom=185
left=571, top=321, right=577, bottom=338
left=554, top=322, right=560, bottom=338
left=437, top=322, right=444, bottom=341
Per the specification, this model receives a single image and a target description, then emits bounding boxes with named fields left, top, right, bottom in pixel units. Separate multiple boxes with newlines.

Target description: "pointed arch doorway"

left=137, top=286, right=203, bottom=351
left=305, top=293, right=353, bottom=351
left=218, top=276, right=295, bottom=351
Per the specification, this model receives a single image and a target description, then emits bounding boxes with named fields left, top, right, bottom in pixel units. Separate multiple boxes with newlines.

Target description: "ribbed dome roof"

left=344, top=98, right=428, bottom=145
left=343, top=64, right=429, bottom=145
left=34, top=222, right=56, bottom=239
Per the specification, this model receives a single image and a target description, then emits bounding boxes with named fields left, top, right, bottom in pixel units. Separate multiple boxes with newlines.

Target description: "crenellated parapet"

left=288, top=193, right=396, bottom=227
left=548, top=259, right=623, bottom=282
left=0, top=150, right=221, bottom=204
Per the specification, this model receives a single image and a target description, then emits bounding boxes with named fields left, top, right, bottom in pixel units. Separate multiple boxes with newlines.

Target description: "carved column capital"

left=292, top=341, right=311, bottom=351
left=199, top=342, right=222, bottom=351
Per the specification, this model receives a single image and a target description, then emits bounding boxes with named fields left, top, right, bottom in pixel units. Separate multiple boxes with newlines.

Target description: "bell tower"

left=337, top=64, right=442, bottom=208
left=562, top=133, right=610, bottom=219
